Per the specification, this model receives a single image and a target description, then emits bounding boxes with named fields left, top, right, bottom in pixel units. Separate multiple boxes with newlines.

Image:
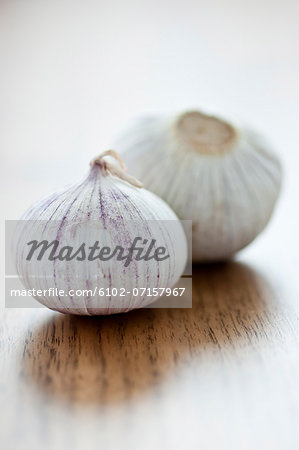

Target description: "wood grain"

left=1, top=262, right=298, bottom=450
left=21, top=263, right=278, bottom=404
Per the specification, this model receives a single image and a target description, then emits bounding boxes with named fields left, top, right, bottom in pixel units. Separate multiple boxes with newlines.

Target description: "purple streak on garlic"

left=15, top=150, right=187, bottom=315
left=114, top=110, right=282, bottom=262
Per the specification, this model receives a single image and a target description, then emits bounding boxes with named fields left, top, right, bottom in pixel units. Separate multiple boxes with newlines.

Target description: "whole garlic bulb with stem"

left=114, top=110, right=282, bottom=262
left=14, top=150, right=187, bottom=315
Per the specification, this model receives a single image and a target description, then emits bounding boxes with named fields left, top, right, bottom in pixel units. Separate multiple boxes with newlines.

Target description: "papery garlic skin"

left=114, top=111, right=282, bottom=262
left=15, top=152, right=187, bottom=315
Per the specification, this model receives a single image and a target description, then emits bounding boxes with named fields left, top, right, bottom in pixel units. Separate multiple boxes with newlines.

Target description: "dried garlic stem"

left=90, top=150, right=143, bottom=188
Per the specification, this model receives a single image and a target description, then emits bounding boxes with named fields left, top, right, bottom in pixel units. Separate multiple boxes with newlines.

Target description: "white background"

left=1, top=0, right=299, bottom=200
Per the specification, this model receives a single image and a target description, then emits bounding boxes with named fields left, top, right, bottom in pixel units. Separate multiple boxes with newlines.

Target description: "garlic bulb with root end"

left=114, top=110, right=282, bottom=262
left=15, top=150, right=187, bottom=315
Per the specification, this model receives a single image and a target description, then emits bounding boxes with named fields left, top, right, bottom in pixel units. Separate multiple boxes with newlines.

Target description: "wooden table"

left=1, top=254, right=299, bottom=450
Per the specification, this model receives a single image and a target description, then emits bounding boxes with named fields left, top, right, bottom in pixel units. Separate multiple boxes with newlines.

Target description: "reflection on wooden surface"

left=22, top=262, right=276, bottom=405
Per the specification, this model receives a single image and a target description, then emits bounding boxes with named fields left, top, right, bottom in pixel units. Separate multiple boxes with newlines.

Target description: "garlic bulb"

left=114, top=110, right=282, bottom=262
left=15, top=150, right=187, bottom=315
